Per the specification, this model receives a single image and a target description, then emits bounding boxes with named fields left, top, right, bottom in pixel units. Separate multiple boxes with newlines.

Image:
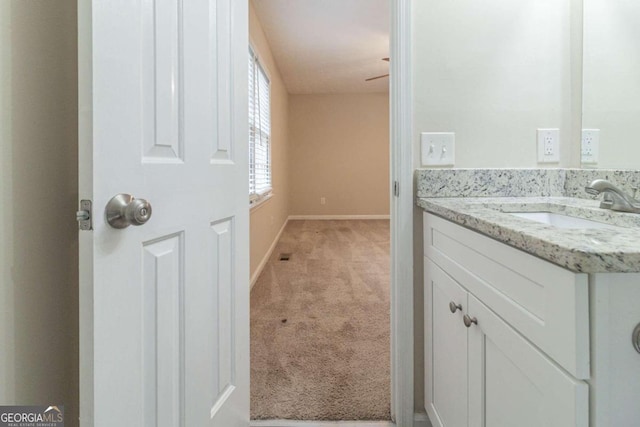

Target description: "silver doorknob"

left=449, top=301, right=462, bottom=313
left=463, top=315, right=478, bottom=328
left=106, top=193, right=152, bottom=229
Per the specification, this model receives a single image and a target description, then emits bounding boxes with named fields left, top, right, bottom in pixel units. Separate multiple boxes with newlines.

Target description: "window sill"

left=250, top=192, right=273, bottom=212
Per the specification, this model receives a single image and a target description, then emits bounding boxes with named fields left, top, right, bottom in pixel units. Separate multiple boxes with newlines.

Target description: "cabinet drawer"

left=424, top=212, right=590, bottom=379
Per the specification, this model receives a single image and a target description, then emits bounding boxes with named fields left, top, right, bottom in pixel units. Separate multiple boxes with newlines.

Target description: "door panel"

left=141, top=0, right=183, bottom=162
left=468, top=295, right=588, bottom=427
left=210, top=218, right=236, bottom=414
left=210, top=0, right=233, bottom=162
left=484, top=336, right=542, bottom=427
left=143, top=233, right=184, bottom=427
left=79, top=0, right=249, bottom=425
left=425, top=260, right=468, bottom=427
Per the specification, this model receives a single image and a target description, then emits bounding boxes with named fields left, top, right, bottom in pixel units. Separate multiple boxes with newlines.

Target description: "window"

left=249, top=47, right=271, bottom=204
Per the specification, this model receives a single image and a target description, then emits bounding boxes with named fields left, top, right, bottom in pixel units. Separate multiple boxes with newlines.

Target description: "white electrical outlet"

left=537, top=129, right=560, bottom=163
left=581, top=129, right=600, bottom=164
left=320, top=197, right=326, bottom=205
left=421, top=132, right=455, bottom=166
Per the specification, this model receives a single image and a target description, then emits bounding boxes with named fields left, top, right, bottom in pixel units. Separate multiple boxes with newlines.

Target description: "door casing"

left=389, top=0, right=414, bottom=425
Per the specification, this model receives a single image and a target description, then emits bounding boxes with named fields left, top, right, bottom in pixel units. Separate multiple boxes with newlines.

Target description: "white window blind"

left=249, top=47, right=271, bottom=203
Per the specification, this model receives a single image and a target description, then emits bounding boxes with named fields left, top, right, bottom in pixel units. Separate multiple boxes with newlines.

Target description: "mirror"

left=582, top=0, right=640, bottom=169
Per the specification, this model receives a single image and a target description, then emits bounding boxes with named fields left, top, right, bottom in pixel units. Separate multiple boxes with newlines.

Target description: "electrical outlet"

left=581, top=129, right=600, bottom=164
left=421, top=132, right=455, bottom=166
left=320, top=197, right=326, bottom=205
left=537, top=129, right=560, bottom=163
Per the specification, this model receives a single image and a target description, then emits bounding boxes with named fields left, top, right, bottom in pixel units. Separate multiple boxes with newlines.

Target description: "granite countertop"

left=417, top=196, right=640, bottom=273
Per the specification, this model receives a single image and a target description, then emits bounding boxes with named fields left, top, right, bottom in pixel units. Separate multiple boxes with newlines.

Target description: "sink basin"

left=509, top=212, right=614, bottom=229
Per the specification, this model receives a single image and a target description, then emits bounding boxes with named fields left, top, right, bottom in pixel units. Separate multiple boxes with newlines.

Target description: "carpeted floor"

left=250, top=220, right=391, bottom=421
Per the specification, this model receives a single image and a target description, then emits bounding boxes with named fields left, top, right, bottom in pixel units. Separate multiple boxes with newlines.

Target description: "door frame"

left=390, top=0, right=414, bottom=425
left=246, top=2, right=415, bottom=424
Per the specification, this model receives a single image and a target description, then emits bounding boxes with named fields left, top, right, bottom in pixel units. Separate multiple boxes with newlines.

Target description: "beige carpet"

left=250, top=220, right=391, bottom=421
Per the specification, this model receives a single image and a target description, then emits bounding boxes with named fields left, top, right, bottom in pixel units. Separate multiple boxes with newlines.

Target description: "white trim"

left=249, top=45, right=272, bottom=199
left=250, top=192, right=274, bottom=212
left=251, top=421, right=394, bottom=427
left=413, top=412, right=433, bottom=427
left=248, top=38, right=273, bottom=83
left=389, top=0, right=414, bottom=426
left=250, top=217, right=289, bottom=290
left=288, top=215, right=390, bottom=220
left=78, top=0, right=95, bottom=423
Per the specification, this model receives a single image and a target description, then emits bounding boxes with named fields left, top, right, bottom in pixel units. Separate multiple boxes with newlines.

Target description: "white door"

left=78, top=1, right=249, bottom=426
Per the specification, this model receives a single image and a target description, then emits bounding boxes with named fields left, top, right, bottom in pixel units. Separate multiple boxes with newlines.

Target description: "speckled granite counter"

left=416, top=169, right=640, bottom=273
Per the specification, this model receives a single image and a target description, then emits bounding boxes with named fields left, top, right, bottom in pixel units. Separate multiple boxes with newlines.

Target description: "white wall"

left=583, top=0, right=640, bottom=169
left=412, top=0, right=574, bottom=168
left=0, top=2, right=78, bottom=424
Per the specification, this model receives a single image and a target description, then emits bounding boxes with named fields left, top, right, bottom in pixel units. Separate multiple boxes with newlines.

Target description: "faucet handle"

left=600, top=193, right=614, bottom=209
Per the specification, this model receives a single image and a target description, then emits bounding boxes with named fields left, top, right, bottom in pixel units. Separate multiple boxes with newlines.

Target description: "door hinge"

left=393, top=181, right=400, bottom=197
left=76, top=199, right=93, bottom=231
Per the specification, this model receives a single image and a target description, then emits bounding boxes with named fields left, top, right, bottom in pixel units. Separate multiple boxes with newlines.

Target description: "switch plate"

left=581, top=129, right=600, bottom=164
left=537, top=129, right=560, bottom=163
left=421, top=132, right=455, bottom=166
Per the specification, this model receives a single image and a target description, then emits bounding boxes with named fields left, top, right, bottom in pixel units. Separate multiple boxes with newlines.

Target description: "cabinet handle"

left=463, top=315, right=478, bottom=328
left=449, top=301, right=462, bottom=313
left=633, top=323, right=640, bottom=354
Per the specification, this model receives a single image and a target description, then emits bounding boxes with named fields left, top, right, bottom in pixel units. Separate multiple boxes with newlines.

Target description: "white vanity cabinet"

left=424, top=212, right=593, bottom=427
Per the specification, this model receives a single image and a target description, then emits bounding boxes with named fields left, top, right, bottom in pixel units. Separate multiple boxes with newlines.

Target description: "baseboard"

left=413, top=412, right=432, bottom=427
left=250, top=218, right=289, bottom=291
left=288, top=215, right=390, bottom=220
left=250, top=414, right=427, bottom=427
left=250, top=421, right=394, bottom=427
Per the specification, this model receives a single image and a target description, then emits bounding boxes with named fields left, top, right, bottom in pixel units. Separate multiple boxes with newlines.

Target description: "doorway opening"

left=247, top=0, right=393, bottom=422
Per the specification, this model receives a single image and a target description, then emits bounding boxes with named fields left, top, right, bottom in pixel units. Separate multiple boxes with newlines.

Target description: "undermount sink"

left=509, top=212, right=615, bottom=229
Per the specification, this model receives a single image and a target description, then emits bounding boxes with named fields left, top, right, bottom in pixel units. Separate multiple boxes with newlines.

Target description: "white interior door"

left=78, top=1, right=249, bottom=426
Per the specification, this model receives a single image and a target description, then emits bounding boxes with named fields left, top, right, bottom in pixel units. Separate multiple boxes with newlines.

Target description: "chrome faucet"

left=585, top=179, right=640, bottom=213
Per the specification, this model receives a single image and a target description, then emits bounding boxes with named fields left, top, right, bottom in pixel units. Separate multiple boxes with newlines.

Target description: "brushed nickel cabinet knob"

left=463, top=315, right=478, bottom=328
left=449, top=301, right=462, bottom=314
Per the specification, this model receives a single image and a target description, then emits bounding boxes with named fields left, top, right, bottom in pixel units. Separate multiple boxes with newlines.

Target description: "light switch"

left=421, top=132, right=455, bottom=166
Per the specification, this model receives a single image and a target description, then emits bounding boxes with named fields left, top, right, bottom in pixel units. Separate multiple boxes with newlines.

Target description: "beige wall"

left=0, top=1, right=78, bottom=425
left=289, top=93, right=390, bottom=216
left=249, top=2, right=291, bottom=280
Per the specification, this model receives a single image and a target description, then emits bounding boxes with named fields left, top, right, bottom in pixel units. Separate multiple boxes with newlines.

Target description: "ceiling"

left=251, top=0, right=389, bottom=94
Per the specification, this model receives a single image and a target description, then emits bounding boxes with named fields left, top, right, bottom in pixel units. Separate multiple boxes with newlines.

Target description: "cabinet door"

left=467, top=295, right=588, bottom=427
left=425, top=260, right=469, bottom=427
